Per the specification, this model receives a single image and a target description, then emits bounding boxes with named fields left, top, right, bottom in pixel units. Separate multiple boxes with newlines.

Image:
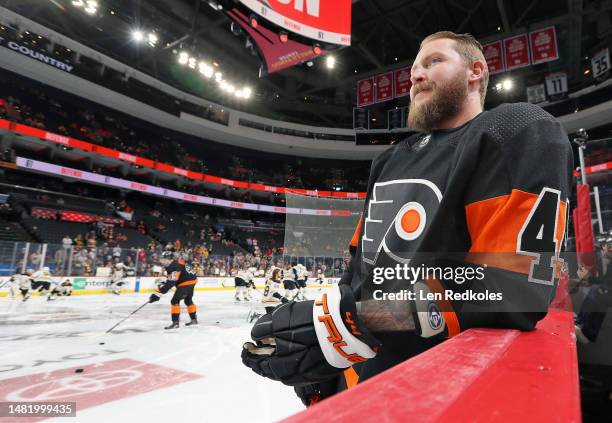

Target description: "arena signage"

left=0, top=37, right=74, bottom=73
left=238, top=0, right=352, bottom=45
left=16, top=157, right=357, bottom=216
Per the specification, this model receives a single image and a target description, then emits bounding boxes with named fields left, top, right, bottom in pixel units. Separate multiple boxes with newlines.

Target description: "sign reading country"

left=375, top=72, right=394, bottom=103
left=529, top=26, right=559, bottom=65
left=238, top=0, right=352, bottom=45
left=0, top=36, right=74, bottom=73
left=483, top=40, right=505, bottom=74
left=503, top=33, right=531, bottom=71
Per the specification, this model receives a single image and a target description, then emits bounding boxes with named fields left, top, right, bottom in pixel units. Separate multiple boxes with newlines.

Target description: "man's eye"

left=430, top=57, right=441, bottom=64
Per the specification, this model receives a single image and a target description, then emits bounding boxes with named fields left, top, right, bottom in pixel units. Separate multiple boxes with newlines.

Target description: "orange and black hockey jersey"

left=158, top=259, right=197, bottom=294
left=337, top=102, right=573, bottom=387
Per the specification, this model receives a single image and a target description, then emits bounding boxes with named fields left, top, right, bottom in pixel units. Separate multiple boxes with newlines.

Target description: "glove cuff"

left=313, top=284, right=378, bottom=369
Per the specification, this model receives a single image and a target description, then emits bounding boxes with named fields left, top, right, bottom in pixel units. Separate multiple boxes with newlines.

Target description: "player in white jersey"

left=235, top=267, right=253, bottom=302
left=262, top=268, right=289, bottom=304
left=110, top=262, right=127, bottom=295
left=151, top=265, right=166, bottom=290
left=18, top=269, right=33, bottom=301
left=31, top=267, right=56, bottom=300
left=295, top=264, right=309, bottom=300
left=315, top=268, right=325, bottom=290
left=282, top=264, right=299, bottom=300
left=4, top=269, right=22, bottom=299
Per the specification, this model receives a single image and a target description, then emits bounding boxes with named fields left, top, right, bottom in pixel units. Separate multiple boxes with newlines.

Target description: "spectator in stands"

left=62, top=235, right=72, bottom=250
left=74, top=234, right=84, bottom=248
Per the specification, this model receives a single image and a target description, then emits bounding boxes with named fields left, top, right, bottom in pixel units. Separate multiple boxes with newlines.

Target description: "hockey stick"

left=104, top=301, right=149, bottom=335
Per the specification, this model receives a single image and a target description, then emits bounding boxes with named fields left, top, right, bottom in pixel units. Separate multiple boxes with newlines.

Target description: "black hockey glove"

left=241, top=284, right=380, bottom=386
left=149, top=293, right=161, bottom=303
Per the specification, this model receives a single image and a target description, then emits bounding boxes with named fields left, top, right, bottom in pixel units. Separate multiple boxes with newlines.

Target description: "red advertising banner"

left=375, top=72, right=394, bottom=103
left=483, top=40, right=505, bottom=74
left=0, top=118, right=367, bottom=199
left=529, top=26, right=559, bottom=65
left=394, top=66, right=412, bottom=98
left=237, top=0, right=352, bottom=46
left=357, top=78, right=375, bottom=106
left=503, top=33, right=530, bottom=70
left=227, top=8, right=325, bottom=74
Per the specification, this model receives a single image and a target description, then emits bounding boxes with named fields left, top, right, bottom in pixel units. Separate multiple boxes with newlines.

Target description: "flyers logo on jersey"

left=362, top=179, right=443, bottom=265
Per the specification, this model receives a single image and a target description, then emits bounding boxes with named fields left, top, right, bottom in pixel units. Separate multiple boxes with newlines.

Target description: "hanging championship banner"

left=504, top=33, right=530, bottom=71
left=375, top=72, right=394, bottom=103
left=394, top=66, right=412, bottom=98
left=483, top=40, right=505, bottom=74
left=237, top=0, right=352, bottom=46
left=357, top=78, right=375, bottom=106
left=545, top=72, right=568, bottom=96
left=529, top=26, right=559, bottom=65
left=526, top=84, right=546, bottom=104
left=591, top=48, right=610, bottom=79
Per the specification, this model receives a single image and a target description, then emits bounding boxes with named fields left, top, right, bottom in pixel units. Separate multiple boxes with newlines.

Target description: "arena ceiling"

left=2, top=0, right=611, bottom=126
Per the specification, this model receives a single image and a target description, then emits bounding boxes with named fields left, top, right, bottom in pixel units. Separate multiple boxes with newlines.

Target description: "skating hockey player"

left=19, top=269, right=33, bottom=301
left=49, top=279, right=73, bottom=298
left=246, top=267, right=258, bottom=300
left=5, top=268, right=22, bottom=299
left=110, top=262, right=127, bottom=295
left=31, top=267, right=55, bottom=300
left=315, top=269, right=325, bottom=290
left=151, top=265, right=166, bottom=290
left=242, top=31, right=573, bottom=405
left=282, top=264, right=299, bottom=300
left=149, top=251, right=198, bottom=329
left=234, top=267, right=254, bottom=302
left=247, top=268, right=290, bottom=323
left=262, top=268, right=289, bottom=305
left=295, top=264, right=309, bottom=300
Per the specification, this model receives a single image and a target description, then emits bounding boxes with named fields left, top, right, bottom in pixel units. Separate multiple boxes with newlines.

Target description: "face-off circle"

left=394, top=202, right=427, bottom=241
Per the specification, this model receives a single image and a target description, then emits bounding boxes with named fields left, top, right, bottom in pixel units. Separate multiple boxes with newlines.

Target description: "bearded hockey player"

left=149, top=251, right=198, bottom=329
left=242, top=31, right=573, bottom=405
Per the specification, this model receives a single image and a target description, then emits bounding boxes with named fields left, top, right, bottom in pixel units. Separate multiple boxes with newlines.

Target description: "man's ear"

left=469, top=59, right=486, bottom=85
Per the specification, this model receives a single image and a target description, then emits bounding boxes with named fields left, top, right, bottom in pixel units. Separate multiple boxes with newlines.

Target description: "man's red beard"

left=407, top=74, right=468, bottom=133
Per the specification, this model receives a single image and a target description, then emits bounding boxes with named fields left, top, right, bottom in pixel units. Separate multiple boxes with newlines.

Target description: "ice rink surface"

left=0, top=290, right=311, bottom=422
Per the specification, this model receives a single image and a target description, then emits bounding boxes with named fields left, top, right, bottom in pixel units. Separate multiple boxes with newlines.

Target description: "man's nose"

left=410, top=66, right=426, bottom=85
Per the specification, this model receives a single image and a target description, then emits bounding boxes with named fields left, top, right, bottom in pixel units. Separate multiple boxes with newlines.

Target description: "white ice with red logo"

left=0, top=291, right=308, bottom=422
